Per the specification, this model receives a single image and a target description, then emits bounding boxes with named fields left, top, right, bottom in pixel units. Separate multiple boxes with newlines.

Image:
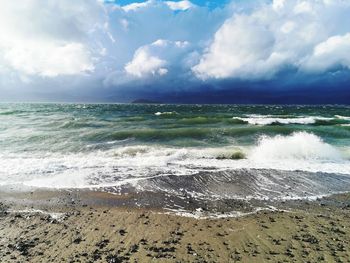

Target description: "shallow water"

left=1, top=103, right=350, bottom=203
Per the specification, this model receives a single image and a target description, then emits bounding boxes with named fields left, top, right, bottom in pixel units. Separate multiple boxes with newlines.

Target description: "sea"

left=1, top=103, right=350, bottom=215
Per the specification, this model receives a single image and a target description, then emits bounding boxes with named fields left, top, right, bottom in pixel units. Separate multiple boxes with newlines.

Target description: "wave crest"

left=335, top=115, right=350, bottom=120
left=233, top=115, right=333, bottom=125
left=250, top=132, right=342, bottom=161
left=154, top=111, right=178, bottom=116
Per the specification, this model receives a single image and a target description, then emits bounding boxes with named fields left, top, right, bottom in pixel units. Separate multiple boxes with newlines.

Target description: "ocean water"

left=1, top=103, right=350, bottom=203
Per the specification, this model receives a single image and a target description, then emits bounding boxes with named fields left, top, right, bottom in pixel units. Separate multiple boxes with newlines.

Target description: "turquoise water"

left=0, top=103, right=350, bottom=198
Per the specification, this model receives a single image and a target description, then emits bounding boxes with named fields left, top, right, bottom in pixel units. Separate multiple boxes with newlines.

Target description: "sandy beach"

left=1, top=189, right=350, bottom=262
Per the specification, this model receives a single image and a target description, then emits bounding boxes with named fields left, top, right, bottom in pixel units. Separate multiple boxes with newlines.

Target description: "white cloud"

left=303, top=33, right=350, bottom=72
left=158, top=68, right=169, bottom=76
left=165, top=0, right=195, bottom=11
left=3, top=42, right=94, bottom=77
left=125, top=48, right=167, bottom=78
left=121, top=0, right=195, bottom=12
left=125, top=39, right=189, bottom=78
left=0, top=0, right=106, bottom=78
left=120, top=18, right=129, bottom=31
left=293, top=1, right=313, bottom=14
left=193, top=0, right=350, bottom=79
left=193, top=15, right=275, bottom=79
left=121, top=0, right=153, bottom=12
left=272, top=0, right=286, bottom=11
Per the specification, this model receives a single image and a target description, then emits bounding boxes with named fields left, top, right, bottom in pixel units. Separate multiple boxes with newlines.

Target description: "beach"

left=1, top=189, right=350, bottom=262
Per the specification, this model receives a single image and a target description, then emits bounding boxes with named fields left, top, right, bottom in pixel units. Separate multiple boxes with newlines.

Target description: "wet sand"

left=0, top=190, right=350, bottom=262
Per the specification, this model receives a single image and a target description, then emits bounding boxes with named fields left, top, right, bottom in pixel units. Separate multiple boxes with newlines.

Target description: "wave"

left=154, top=111, right=178, bottom=116
left=178, top=116, right=213, bottom=125
left=109, top=128, right=211, bottom=141
left=59, top=120, right=103, bottom=129
left=151, top=113, right=348, bottom=126
left=0, top=110, right=25, bottom=115
left=113, top=145, right=153, bottom=157
left=335, top=115, right=350, bottom=120
left=91, top=126, right=296, bottom=143
left=250, top=132, right=342, bottom=161
left=112, top=145, right=246, bottom=160
left=233, top=115, right=334, bottom=125
left=0, top=132, right=349, bottom=192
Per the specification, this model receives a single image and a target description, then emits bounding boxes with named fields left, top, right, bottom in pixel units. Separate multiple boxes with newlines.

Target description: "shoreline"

left=1, top=189, right=350, bottom=262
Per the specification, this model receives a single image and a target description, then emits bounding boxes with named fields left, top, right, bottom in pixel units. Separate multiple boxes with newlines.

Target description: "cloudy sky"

left=0, top=0, right=349, bottom=103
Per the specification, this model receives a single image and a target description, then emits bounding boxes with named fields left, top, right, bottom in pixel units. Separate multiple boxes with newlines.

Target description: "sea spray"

left=250, top=132, right=343, bottom=161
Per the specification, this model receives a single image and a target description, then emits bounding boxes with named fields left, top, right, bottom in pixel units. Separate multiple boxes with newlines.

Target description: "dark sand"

left=0, top=189, right=350, bottom=262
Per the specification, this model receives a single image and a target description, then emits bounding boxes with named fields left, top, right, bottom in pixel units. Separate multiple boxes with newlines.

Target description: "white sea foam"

left=250, top=132, right=342, bottom=161
left=154, top=111, right=177, bottom=116
left=0, top=132, right=349, bottom=189
left=335, top=115, right=350, bottom=120
left=233, top=115, right=332, bottom=125
left=161, top=207, right=280, bottom=219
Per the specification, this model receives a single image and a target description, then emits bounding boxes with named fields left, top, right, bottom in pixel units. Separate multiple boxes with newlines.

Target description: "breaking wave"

left=335, top=115, right=350, bottom=120
left=250, top=132, right=342, bottom=161
left=154, top=111, right=178, bottom=116
left=233, top=115, right=336, bottom=125
left=1, top=132, right=349, bottom=190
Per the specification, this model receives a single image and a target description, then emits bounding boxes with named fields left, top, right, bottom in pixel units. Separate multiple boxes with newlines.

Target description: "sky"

left=0, top=0, right=349, bottom=104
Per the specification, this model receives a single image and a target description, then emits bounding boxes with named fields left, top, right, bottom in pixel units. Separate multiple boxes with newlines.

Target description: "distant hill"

left=131, top=99, right=162, bottom=104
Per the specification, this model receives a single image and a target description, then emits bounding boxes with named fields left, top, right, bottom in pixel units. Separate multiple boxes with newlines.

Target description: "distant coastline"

left=131, top=99, right=162, bottom=104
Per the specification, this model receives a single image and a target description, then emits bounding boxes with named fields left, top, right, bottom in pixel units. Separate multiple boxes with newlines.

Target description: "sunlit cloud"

left=193, top=0, right=350, bottom=79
